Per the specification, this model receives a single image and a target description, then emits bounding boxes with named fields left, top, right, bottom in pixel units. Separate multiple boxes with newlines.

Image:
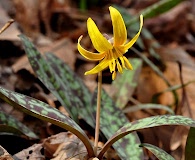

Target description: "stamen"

left=112, top=71, right=116, bottom=80
left=123, top=56, right=133, bottom=70
left=112, top=59, right=116, bottom=72
left=119, top=56, right=126, bottom=69
left=109, top=61, right=113, bottom=72
left=107, top=51, right=112, bottom=72
left=116, top=59, right=123, bottom=73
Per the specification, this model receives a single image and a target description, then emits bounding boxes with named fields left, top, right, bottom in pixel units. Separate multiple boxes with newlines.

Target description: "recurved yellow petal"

left=78, top=36, right=106, bottom=61
left=85, top=58, right=109, bottom=75
left=123, top=14, right=143, bottom=51
left=109, top=6, right=127, bottom=46
left=87, top=18, right=112, bottom=53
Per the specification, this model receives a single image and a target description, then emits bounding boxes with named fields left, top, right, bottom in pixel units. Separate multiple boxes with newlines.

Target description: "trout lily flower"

left=78, top=6, right=143, bottom=80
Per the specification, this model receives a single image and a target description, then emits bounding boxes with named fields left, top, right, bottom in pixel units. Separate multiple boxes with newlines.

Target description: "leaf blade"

left=111, top=58, right=142, bottom=109
left=123, top=103, right=174, bottom=115
left=0, top=86, right=95, bottom=157
left=19, top=34, right=79, bottom=121
left=140, top=143, right=175, bottom=160
left=185, top=127, right=195, bottom=160
left=45, top=53, right=95, bottom=127
left=98, top=115, right=195, bottom=159
left=0, top=111, right=38, bottom=139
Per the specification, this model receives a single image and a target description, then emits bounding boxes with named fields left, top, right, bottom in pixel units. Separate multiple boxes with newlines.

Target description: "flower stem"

left=94, top=71, right=102, bottom=155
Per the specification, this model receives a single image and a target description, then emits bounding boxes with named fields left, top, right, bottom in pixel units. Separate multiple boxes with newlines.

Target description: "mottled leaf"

left=45, top=53, right=95, bottom=127
left=36, top=52, right=144, bottom=159
left=123, top=104, right=174, bottom=115
left=92, top=89, right=144, bottom=160
left=120, top=0, right=183, bottom=25
left=98, top=115, right=195, bottom=159
left=140, top=0, right=183, bottom=19
left=185, top=127, right=195, bottom=160
left=0, top=111, right=38, bottom=139
left=111, top=58, right=142, bottom=109
left=19, top=34, right=79, bottom=122
left=140, top=143, right=174, bottom=160
left=0, top=86, right=95, bottom=157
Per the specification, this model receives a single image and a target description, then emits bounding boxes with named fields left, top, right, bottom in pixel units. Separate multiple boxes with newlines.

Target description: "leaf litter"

left=0, top=0, right=195, bottom=159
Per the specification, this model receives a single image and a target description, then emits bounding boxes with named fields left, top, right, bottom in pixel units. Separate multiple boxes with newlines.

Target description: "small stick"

left=0, top=19, right=14, bottom=34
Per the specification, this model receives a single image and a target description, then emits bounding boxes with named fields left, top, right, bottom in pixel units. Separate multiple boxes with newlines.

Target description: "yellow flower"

left=78, top=6, right=143, bottom=80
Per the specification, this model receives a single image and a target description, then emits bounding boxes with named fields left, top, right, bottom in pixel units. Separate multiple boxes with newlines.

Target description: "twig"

left=0, top=19, right=14, bottom=34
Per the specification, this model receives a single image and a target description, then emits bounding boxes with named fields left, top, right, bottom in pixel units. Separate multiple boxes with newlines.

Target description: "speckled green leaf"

left=111, top=58, right=142, bottom=109
left=0, top=124, right=26, bottom=136
left=185, top=127, right=195, bottom=160
left=140, top=0, right=183, bottom=19
left=0, top=86, right=95, bottom=157
left=140, top=143, right=174, bottom=160
left=116, top=0, right=183, bottom=26
left=123, top=104, right=174, bottom=115
left=98, top=115, right=195, bottom=159
left=41, top=53, right=144, bottom=159
left=19, top=34, right=79, bottom=122
left=45, top=53, right=95, bottom=127
left=92, top=89, right=144, bottom=160
left=0, top=111, right=38, bottom=139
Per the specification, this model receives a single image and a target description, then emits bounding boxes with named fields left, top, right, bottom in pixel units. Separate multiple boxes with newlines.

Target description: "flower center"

left=107, top=47, right=133, bottom=80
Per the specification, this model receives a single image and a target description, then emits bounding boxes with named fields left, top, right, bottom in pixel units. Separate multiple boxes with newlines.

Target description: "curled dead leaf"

left=0, top=145, right=14, bottom=160
left=43, top=132, right=87, bottom=160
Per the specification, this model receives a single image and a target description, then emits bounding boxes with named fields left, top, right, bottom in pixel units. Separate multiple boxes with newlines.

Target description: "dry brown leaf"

left=0, top=145, right=14, bottom=160
left=12, top=56, right=34, bottom=74
left=12, top=0, right=74, bottom=38
left=89, top=158, right=99, bottom=160
left=137, top=61, right=195, bottom=116
left=156, top=46, right=195, bottom=68
left=12, top=0, right=40, bottom=38
left=170, top=126, right=188, bottom=151
left=137, top=65, right=174, bottom=106
left=39, top=38, right=76, bottom=70
left=13, top=143, right=44, bottom=160
left=43, top=132, right=87, bottom=160
left=165, top=62, right=195, bottom=117
left=167, top=126, right=188, bottom=160
left=153, top=126, right=178, bottom=156
left=0, top=3, right=20, bottom=41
